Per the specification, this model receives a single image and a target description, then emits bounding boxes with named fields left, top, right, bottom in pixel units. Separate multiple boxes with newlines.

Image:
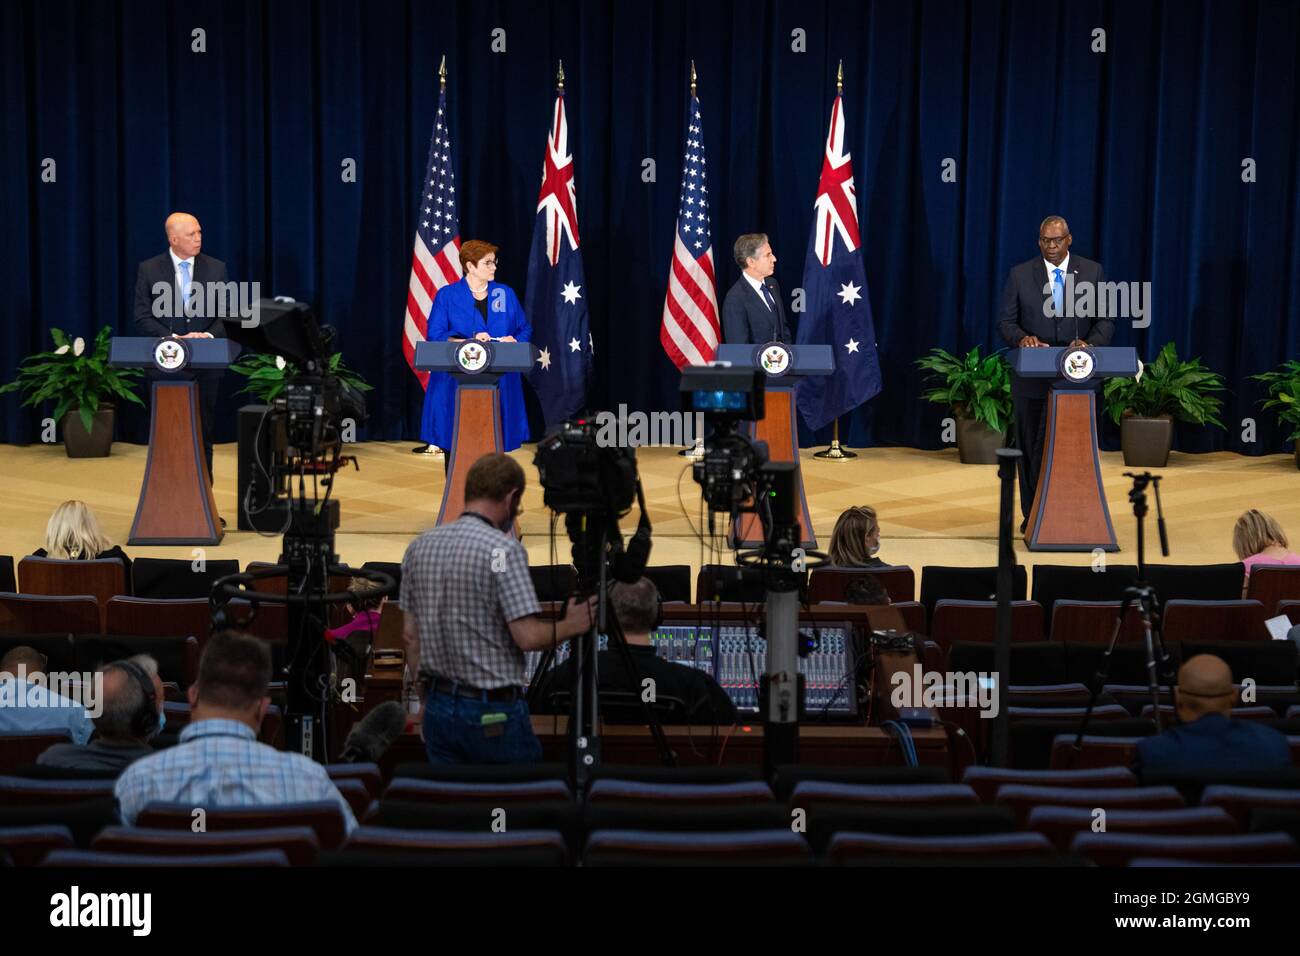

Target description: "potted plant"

left=916, top=346, right=1014, bottom=464
left=0, top=327, right=145, bottom=457
left=230, top=351, right=373, bottom=404
left=1251, top=359, right=1300, bottom=469
left=1102, top=341, right=1225, bottom=467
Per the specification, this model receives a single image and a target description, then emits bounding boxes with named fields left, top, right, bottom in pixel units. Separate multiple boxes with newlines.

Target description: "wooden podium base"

left=1024, top=389, right=1119, bottom=552
left=128, top=381, right=223, bottom=546
left=732, top=386, right=818, bottom=550
left=437, top=380, right=504, bottom=526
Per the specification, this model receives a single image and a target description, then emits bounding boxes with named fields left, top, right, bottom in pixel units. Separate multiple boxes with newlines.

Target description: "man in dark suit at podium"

left=133, top=212, right=228, bottom=484
left=998, top=216, right=1113, bottom=530
left=722, top=233, right=791, bottom=344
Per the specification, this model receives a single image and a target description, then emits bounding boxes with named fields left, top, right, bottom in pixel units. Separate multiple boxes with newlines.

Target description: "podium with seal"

left=109, top=336, right=241, bottom=545
left=714, top=342, right=833, bottom=549
left=1014, top=345, right=1139, bottom=552
left=414, top=339, right=535, bottom=526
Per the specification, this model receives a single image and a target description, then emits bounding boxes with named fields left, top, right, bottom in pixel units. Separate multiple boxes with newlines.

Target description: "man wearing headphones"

left=39, top=655, right=165, bottom=773
left=532, top=577, right=737, bottom=725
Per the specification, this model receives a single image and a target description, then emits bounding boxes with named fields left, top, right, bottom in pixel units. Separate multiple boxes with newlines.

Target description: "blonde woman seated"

left=31, top=500, right=132, bottom=581
left=827, top=505, right=886, bottom=567
left=1232, top=509, right=1300, bottom=596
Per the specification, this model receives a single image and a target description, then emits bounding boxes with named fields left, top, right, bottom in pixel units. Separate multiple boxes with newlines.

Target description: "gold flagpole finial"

left=439, top=54, right=447, bottom=91
left=690, top=60, right=697, bottom=97
left=557, top=59, right=565, bottom=91
left=836, top=59, right=843, bottom=94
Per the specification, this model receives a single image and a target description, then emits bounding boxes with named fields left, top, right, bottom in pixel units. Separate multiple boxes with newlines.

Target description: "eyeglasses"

left=1038, top=235, right=1070, bottom=247
left=479, top=259, right=498, bottom=268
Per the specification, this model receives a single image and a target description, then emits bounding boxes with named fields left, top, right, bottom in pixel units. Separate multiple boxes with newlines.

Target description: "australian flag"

left=795, top=90, right=882, bottom=431
left=525, top=87, right=590, bottom=425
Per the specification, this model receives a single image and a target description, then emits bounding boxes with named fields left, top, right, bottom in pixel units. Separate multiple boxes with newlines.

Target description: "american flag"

left=659, top=90, right=720, bottom=369
left=795, top=89, right=882, bottom=431
left=402, top=86, right=462, bottom=389
left=526, top=87, right=590, bottom=425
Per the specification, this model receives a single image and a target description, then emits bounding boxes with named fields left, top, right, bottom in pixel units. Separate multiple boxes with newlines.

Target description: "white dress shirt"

left=742, top=271, right=772, bottom=309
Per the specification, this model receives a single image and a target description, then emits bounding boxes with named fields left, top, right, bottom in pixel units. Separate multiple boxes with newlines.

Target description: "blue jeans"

left=422, top=688, right=543, bottom=766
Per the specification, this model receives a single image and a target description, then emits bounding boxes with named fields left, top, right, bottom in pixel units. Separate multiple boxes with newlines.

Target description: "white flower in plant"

left=54, top=344, right=70, bottom=355
left=1134, top=358, right=1144, bottom=383
left=73, top=337, right=85, bottom=356
left=275, top=356, right=287, bottom=370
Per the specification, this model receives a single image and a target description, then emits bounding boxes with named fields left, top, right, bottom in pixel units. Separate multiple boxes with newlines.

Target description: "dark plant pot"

left=956, top=416, right=1006, bottom=464
left=1120, top=414, right=1173, bottom=467
left=61, top=405, right=115, bottom=458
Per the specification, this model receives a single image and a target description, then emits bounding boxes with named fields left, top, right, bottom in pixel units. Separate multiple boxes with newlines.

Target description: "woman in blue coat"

left=420, top=240, right=532, bottom=453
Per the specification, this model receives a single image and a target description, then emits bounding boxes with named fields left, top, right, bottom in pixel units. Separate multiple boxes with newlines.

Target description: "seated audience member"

left=1134, top=654, right=1292, bottom=777
left=533, top=578, right=737, bottom=725
left=30, top=499, right=132, bottom=581
left=38, top=655, right=164, bottom=772
left=325, top=576, right=387, bottom=683
left=844, top=576, right=891, bottom=606
left=1232, top=509, right=1300, bottom=595
left=828, top=505, right=886, bottom=567
left=114, top=630, right=357, bottom=832
left=0, top=646, right=94, bottom=745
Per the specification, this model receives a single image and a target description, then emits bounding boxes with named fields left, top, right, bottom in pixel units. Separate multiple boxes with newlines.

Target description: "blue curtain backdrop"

left=2, top=0, right=1298, bottom=455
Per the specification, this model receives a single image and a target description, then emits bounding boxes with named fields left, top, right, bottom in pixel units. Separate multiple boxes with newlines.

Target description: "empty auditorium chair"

left=1027, top=805, right=1238, bottom=852
left=1144, top=563, right=1246, bottom=605
left=770, top=765, right=948, bottom=802
left=336, top=826, right=569, bottom=866
left=1063, top=641, right=1184, bottom=688
left=1007, top=704, right=1131, bottom=723
left=1246, top=566, right=1300, bottom=618
left=529, top=564, right=578, bottom=602
left=0, top=594, right=100, bottom=634
left=919, top=565, right=1027, bottom=620
left=995, top=785, right=1184, bottom=825
left=18, top=557, right=126, bottom=615
left=0, top=556, right=14, bottom=593
left=1101, top=684, right=1176, bottom=716
left=950, top=641, right=1067, bottom=686
left=325, top=762, right=383, bottom=799
left=802, top=805, right=1017, bottom=854
left=1031, top=564, right=1139, bottom=631
left=333, top=779, right=374, bottom=821
left=962, top=766, right=1137, bottom=803
left=1071, top=831, right=1296, bottom=866
left=1162, top=599, right=1267, bottom=643
left=930, top=600, right=1044, bottom=649
left=1008, top=682, right=1094, bottom=703
left=1279, top=600, right=1300, bottom=624
left=1049, top=600, right=1146, bottom=643
left=370, top=800, right=580, bottom=845
left=808, top=565, right=916, bottom=603
left=584, top=829, right=811, bottom=866
left=1049, top=734, right=1148, bottom=770
left=106, top=597, right=211, bottom=643
left=696, top=565, right=785, bottom=603
left=583, top=802, right=791, bottom=837
left=383, top=778, right=572, bottom=806
left=0, top=824, right=74, bottom=865
left=827, top=831, right=1056, bottom=864
left=42, top=848, right=291, bottom=867
left=0, top=776, right=115, bottom=807
left=1016, top=720, right=1157, bottom=770
left=642, top=564, right=691, bottom=603
left=788, top=782, right=978, bottom=809
left=1179, top=640, right=1298, bottom=687
left=131, top=557, right=240, bottom=600
left=389, top=761, right=571, bottom=783
left=585, top=764, right=763, bottom=787
left=1201, top=785, right=1300, bottom=828
left=1139, top=704, right=1279, bottom=724
left=0, top=731, right=73, bottom=775
left=136, top=801, right=350, bottom=849
left=588, top=779, right=773, bottom=807
left=73, top=633, right=200, bottom=689
left=90, top=825, right=320, bottom=866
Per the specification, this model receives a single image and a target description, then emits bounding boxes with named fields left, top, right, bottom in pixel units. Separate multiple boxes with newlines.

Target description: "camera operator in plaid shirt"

left=402, top=453, right=595, bottom=765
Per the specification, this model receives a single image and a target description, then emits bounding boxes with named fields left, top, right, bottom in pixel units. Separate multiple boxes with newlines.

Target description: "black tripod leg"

left=1072, top=593, right=1134, bottom=755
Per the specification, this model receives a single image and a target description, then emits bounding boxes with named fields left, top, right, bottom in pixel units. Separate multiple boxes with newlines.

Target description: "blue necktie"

left=178, top=260, right=193, bottom=320
left=760, top=282, right=775, bottom=311
left=1052, top=267, right=1064, bottom=317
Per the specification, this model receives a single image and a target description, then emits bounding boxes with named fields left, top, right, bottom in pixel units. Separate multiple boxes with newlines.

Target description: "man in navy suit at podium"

left=721, top=233, right=791, bottom=345
left=132, top=212, right=228, bottom=484
left=998, top=216, right=1113, bottom=530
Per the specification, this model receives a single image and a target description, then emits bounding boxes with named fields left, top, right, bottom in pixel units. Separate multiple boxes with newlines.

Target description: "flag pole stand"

left=813, top=419, right=857, bottom=461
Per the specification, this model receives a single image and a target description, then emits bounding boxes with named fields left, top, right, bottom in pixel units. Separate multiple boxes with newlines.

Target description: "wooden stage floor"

left=1, top=440, right=1294, bottom=590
